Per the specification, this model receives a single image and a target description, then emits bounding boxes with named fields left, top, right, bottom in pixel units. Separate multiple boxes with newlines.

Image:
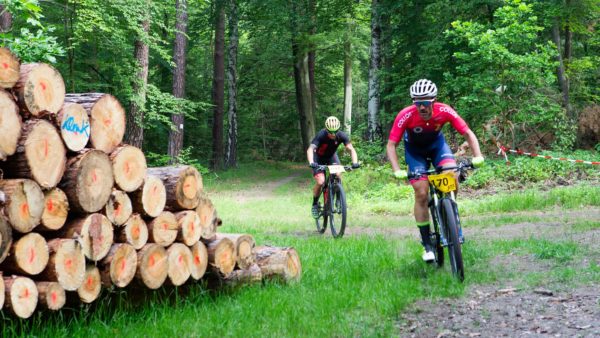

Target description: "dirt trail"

left=225, top=172, right=302, bottom=203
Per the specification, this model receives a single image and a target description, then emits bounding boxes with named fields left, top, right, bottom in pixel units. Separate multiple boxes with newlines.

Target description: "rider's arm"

left=344, top=143, right=358, bottom=164
left=306, top=144, right=317, bottom=164
left=386, top=140, right=402, bottom=172
left=462, top=129, right=483, bottom=158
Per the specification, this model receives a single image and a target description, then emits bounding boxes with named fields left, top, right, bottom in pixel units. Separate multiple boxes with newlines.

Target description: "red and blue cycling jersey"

left=389, top=102, right=471, bottom=181
left=389, top=102, right=469, bottom=145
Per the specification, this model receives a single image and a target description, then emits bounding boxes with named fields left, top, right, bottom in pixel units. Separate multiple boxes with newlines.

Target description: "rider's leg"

left=412, top=180, right=434, bottom=258
left=311, top=172, right=325, bottom=217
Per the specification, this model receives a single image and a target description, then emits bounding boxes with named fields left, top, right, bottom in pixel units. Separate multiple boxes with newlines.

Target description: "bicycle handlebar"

left=407, top=160, right=474, bottom=180
left=310, top=164, right=356, bottom=172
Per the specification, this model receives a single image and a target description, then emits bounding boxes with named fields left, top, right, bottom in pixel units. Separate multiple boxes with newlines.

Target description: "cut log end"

left=190, top=241, right=208, bottom=280
left=17, top=63, right=65, bottom=116
left=105, top=190, right=132, bottom=226
left=132, top=175, right=166, bottom=217
left=167, top=243, right=192, bottom=286
left=196, top=195, right=217, bottom=239
left=4, top=276, right=38, bottom=318
left=147, top=211, right=178, bottom=247
left=136, top=244, right=168, bottom=289
left=58, top=102, right=90, bottom=152
left=37, top=281, right=65, bottom=311
left=41, top=238, right=86, bottom=291
left=111, top=145, right=147, bottom=192
left=0, top=179, right=44, bottom=233
left=206, top=237, right=236, bottom=276
left=77, top=265, right=101, bottom=303
left=40, top=188, right=69, bottom=231
left=0, top=89, right=21, bottom=160
left=176, top=210, right=202, bottom=246
left=118, top=214, right=148, bottom=249
left=1, top=232, right=49, bottom=275
left=255, top=246, right=302, bottom=283
left=101, top=243, right=137, bottom=288
left=0, top=47, right=20, bottom=88
left=62, top=213, right=114, bottom=262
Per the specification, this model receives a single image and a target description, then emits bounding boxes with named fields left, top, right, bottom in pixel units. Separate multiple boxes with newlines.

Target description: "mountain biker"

left=307, top=116, right=359, bottom=218
left=386, top=79, right=484, bottom=262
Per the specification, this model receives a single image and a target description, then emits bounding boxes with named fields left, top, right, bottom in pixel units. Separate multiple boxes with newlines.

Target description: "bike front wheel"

left=441, top=198, right=464, bottom=281
left=315, top=191, right=328, bottom=234
left=429, top=203, right=444, bottom=268
left=329, top=182, right=347, bottom=238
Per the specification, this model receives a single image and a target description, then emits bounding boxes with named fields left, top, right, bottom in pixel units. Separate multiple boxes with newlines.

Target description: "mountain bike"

left=312, top=164, right=355, bottom=238
left=408, top=160, right=474, bottom=282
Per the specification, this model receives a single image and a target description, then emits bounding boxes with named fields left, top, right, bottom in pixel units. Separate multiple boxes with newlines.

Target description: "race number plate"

left=328, top=165, right=346, bottom=174
left=428, top=171, right=457, bottom=193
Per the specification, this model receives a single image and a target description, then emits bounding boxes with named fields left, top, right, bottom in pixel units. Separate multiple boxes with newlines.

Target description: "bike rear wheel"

left=329, top=182, right=347, bottom=238
left=441, top=198, right=464, bottom=281
left=315, top=189, right=328, bottom=234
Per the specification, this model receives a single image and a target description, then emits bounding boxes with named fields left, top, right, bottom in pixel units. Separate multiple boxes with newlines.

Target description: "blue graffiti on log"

left=62, top=116, right=90, bottom=137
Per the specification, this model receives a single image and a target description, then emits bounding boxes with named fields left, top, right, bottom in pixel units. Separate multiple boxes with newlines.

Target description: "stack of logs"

left=0, top=47, right=301, bottom=319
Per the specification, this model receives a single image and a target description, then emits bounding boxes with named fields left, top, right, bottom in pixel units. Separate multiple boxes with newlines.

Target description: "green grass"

left=2, top=161, right=598, bottom=336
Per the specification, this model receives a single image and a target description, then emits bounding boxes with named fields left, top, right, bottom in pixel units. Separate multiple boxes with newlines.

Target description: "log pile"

left=0, top=47, right=301, bottom=318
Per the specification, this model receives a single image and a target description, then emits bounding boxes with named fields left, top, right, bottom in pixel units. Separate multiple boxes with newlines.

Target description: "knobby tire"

left=442, top=198, right=464, bottom=282
left=429, top=203, right=444, bottom=268
left=329, top=182, right=347, bottom=238
left=315, top=187, right=328, bottom=234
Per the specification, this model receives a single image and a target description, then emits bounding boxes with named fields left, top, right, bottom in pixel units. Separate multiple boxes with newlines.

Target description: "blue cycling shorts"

left=404, top=135, right=456, bottom=183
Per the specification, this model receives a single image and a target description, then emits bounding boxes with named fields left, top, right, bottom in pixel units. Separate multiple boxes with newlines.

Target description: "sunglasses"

left=413, top=99, right=434, bottom=107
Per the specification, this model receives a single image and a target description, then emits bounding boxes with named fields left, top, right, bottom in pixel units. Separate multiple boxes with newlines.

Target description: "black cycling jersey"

left=311, top=129, right=351, bottom=160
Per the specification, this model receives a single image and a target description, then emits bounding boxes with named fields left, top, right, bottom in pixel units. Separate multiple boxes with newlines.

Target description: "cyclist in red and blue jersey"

left=386, top=79, right=484, bottom=262
left=307, top=116, right=359, bottom=218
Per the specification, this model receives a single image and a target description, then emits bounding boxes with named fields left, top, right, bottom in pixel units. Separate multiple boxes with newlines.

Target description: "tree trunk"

left=0, top=47, right=20, bottom=89
left=59, top=149, right=114, bottom=213
left=14, top=63, right=65, bottom=118
left=104, top=190, right=133, bottom=226
left=215, top=233, right=256, bottom=270
left=38, top=238, right=85, bottom=291
left=0, top=5, right=12, bottom=32
left=64, top=93, right=126, bottom=153
left=367, top=0, right=381, bottom=142
left=189, top=240, right=208, bottom=280
left=343, top=32, right=353, bottom=135
left=168, top=0, right=189, bottom=162
left=125, top=13, right=150, bottom=149
left=203, top=236, right=235, bottom=276
left=60, top=213, right=114, bottom=262
left=36, top=281, right=65, bottom=311
left=175, top=210, right=202, bottom=246
left=0, top=232, right=49, bottom=276
left=211, top=1, right=226, bottom=170
left=0, top=179, right=44, bottom=233
left=146, top=165, right=202, bottom=211
left=130, top=175, right=167, bottom=218
left=308, top=0, right=317, bottom=114
left=0, top=217, right=12, bottom=264
left=99, top=243, right=137, bottom=288
left=110, top=145, right=147, bottom=192
left=116, top=213, right=148, bottom=250
left=166, top=243, right=192, bottom=286
left=255, top=245, right=302, bottom=283
left=225, top=0, right=239, bottom=168
left=551, top=22, right=573, bottom=120
left=147, top=211, right=178, bottom=247
left=56, top=102, right=90, bottom=152
left=3, top=119, right=66, bottom=189
left=196, top=195, right=218, bottom=239
left=135, top=243, right=168, bottom=289
left=0, top=89, right=21, bottom=160
left=77, top=265, right=101, bottom=303
left=3, top=276, right=38, bottom=318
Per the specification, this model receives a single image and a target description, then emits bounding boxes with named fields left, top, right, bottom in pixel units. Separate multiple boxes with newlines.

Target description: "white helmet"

left=410, top=79, right=437, bottom=99
left=325, top=116, right=341, bottom=132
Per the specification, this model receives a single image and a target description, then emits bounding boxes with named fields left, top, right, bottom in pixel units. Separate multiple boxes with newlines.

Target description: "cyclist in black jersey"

left=307, top=116, right=359, bottom=217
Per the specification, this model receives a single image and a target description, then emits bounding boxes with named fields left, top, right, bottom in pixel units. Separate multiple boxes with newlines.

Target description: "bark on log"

left=203, top=237, right=235, bottom=276
left=36, top=281, right=65, bottom=311
left=215, top=233, right=256, bottom=270
left=3, top=119, right=66, bottom=188
left=255, top=246, right=302, bottom=283
left=110, top=145, right=147, bottom=192
left=38, top=238, right=85, bottom=291
left=64, top=93, right=125, bottom=153
left=77, top=265, right=101, bottom=303
left=60, top=213, right=113, bottom=262
left=0, top=89, right=21, bottom=160
left=0, top=47, right=20, bottom=89
left=175, top=210, right=201, bottom=246
left=39, top=188, right=69, bottom=231
left=130, top=175, right=166, bottom=217
left=196, top=195, right=217, bottom=239
left=146, top=166, right=202, bottom=211
left=0, top=232, right=48, bottom=275
left=55, top=102, right=90, bottom=152
left=0, top=179, right=44, bottom=233
left=59, top=149, right=114, bottom=213
left=0, top=216, right=12, bottom=264
left=3, top=276, right=38, bottom=318
left=100, top=243, right=137, bottom=288
left=135, top=243, right=168, bottom=289
left=116, top=213, right=148, bottom=250
left=166, top=243, right=192, bottom=286
left=223, top=264, right=262, bottom=287
left=147, top=211, right=178, bottom=247
left=14, top=63, right=65, bottom=117
left=0, top=272, right=3, bottom=310
left=104, top=189, right=132, bottom=226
